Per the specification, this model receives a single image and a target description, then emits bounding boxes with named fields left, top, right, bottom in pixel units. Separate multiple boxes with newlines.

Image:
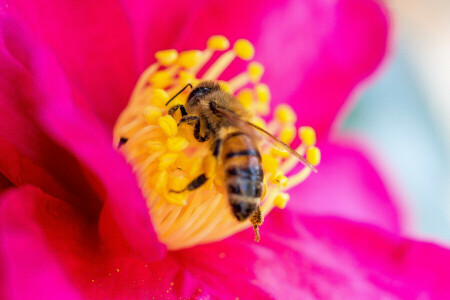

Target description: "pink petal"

left=6, top=0, right=137, bottom=128
left=287, top=138, right=402, bottom=232
left=0, top=17, right=164, bottom=260
left=178, top=210, right=450, bottom=299
left=174, top=0, right=389, bottom=138
left=0, top=186, right=215, bottom=298
left=121, top=0, right=199, bottom=70
left=0, top=187, right=82, bottom=299
left=0, top=18, right=103, bottom=213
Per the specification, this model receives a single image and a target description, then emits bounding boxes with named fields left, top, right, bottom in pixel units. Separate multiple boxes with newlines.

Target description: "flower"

left=1, top=0, right=450, bottom=299
left=114, top=36, right=321, bottom=249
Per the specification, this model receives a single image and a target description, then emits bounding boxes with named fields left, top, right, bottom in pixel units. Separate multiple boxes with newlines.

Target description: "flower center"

left=113, top=36, right=320, bottom=250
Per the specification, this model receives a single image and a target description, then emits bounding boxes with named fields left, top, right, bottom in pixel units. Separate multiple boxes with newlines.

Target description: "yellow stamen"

left=207, top=35, right=230, bottom=51
left=166, top=137, right=189, bottom=152
left=155, top=49, right=178, bottom=66
left=151, top=89, right=170, bottom=108
left=158, top=115, right=178, bottom=137
left=113, top=35, right=320, bottom=250
left=177, top=50, right=203, bottom=69
left=273, top=193, right=290, bottom=209
left=299, top=126, right=316, bottom=147
left=150, top=70, right=172, bottom=89
left=143, top=106, right=162, bottom=124
left=279, top=125, right=296, bottom=145
left=158, top=153, right=179, bottom=170
left=233, top=39, right=255, bottom=60
left=275, top=104, right=297, bottom=124
left=237, top=89, right=253, bottom=110
left=307, top=146, right=321, bottom=166
left=248, top=62, right=264, bottom=83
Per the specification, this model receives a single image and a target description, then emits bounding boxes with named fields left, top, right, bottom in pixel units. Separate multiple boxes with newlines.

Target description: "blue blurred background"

left=343, top=1, right=450, bottom=244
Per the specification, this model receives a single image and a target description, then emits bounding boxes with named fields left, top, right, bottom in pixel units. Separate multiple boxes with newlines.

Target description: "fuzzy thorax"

left=113, top=36, right=320, bottom=250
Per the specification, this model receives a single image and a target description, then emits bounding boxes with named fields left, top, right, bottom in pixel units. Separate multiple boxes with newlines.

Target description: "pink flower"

left=1, top=0, right=449, bottom=299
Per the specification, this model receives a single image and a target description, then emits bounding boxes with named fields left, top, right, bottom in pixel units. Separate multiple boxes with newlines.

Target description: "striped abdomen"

left=221, top=131, right=264, bottom=221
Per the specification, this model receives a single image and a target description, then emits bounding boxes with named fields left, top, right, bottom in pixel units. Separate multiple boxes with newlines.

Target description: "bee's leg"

left=178, top=116, right=210, bottom=142
left=250, top=206, right=263, bottom=242
left=118, top=137, right=128, bottom=148
left=168, top=104, right=188, bottom=117
left=212, top=139, right=222, bottom=157
left=169, top=174, right=208, bottom=193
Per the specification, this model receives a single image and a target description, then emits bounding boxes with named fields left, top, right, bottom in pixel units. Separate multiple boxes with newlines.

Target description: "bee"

left=165, top=81, right=316, bottom=241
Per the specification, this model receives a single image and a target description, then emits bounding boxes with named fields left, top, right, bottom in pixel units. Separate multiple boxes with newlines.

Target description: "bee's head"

left=187, top=81, right=221, bottom=106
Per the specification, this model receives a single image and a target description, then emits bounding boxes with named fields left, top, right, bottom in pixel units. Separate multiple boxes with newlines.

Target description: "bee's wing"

left=215, top=107, right=317, bottom=172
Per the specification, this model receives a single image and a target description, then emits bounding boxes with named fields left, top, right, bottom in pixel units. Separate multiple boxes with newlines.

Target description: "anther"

left=248, top=62, right=264, bottom=83
left=207, top=35, right=230, bottom=51
left=151, top=89, right=170, bottom=108
left=158, top=153, right=179, bottom=170
left=158, top=115, right=178, bottom=137
left=143, top=106, right=162, bottom=124
left=150, top=70, right=172, bottom=89
left=237, top=89, right=253, bottom=110
left=273, top=193, right=290, bottom=209
left=299, top=126, right=316, bottom=147
left=233, top=39, right=255, bottom=60
left=166, top=137, right=189, bottom=152
left=275, top=104, right=297, bottom=124
left=155, top=49, right=178, bottom=66
left=306, top=146, right=321, bottom=166
left=279, top=125, right=296, bottom=145
left=177, top=50, right=203, bottom=69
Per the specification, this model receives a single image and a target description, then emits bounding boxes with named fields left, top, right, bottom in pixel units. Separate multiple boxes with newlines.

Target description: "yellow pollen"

left=262, top=154, right=279, bottom=174
left=146, top=140, right=165, bottom=153
left=177, top=50, right=203, bottom=69
left=150, top=70, right=172, bottom=89
left=279, top=125, right=296, bottom=145
left=275, top=104, right=297, bottom=124
left=143, top=106, right=162, bottom=124
left=166, top=137, right=189, bottom=152
left=179, top=70, right=196, bottom=86
left=270, top=171, right=288, bottom=188
left=247, top=62, right=264, bottom=83
left=255, top=83, right=270, bottom=104
left=155, top=49, right=178, bottom=66
left=151, top=170, right=168, bottom=193
left=237, top=89, right=253, bottom=110
left=151, top=89, right=170, bottom=108
left=113, top=35, right=320, bottom=250
left=274, top=193, right=290, bottom=209
left=233, top=39, right=255, bottom=60
left=270, top=147, right=290, bottom=158
left=299, top=126, right=316, bottom=147
left=306, top=146, right=321, bottom=166
left=158, top=153, right=179, bottom=170
left=158, top=115, right=178, bottom=137
left=207, top=35, right=230, bottom=50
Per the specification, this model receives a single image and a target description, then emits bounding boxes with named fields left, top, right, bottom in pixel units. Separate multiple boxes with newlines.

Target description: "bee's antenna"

left=165, top=83, right=193, bottom=106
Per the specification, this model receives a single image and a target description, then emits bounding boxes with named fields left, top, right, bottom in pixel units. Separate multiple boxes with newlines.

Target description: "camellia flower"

left=1, top=0, right=450, bottom=299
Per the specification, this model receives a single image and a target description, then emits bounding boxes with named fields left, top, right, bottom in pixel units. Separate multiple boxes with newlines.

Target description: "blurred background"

left=343, top=0, right=450, bottom=244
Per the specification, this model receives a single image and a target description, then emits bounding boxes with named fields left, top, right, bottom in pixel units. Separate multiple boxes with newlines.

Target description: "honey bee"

left=165, top=81, right=316, bottom=241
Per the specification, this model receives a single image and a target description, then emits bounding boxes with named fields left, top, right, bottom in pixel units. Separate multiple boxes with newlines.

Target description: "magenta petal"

left=179, top=210, right=450, bottom=299
left=0, top=19, right=103, bottom=213
left=0, top=187, right=82, bottom=299
left=121, top=0, right=198, bottom=70
left=0, top=18, right=165, bottom=260
left=174, top=0, right=388, bottom=138
left=0, top=186, right=210, bottom=299
left=6, top=0, right=137, bottom=128
left=288, top=138, right=402, bottom=232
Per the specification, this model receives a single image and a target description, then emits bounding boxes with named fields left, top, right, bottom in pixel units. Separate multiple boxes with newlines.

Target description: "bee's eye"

left=187, top=87, right=211, bottom=103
